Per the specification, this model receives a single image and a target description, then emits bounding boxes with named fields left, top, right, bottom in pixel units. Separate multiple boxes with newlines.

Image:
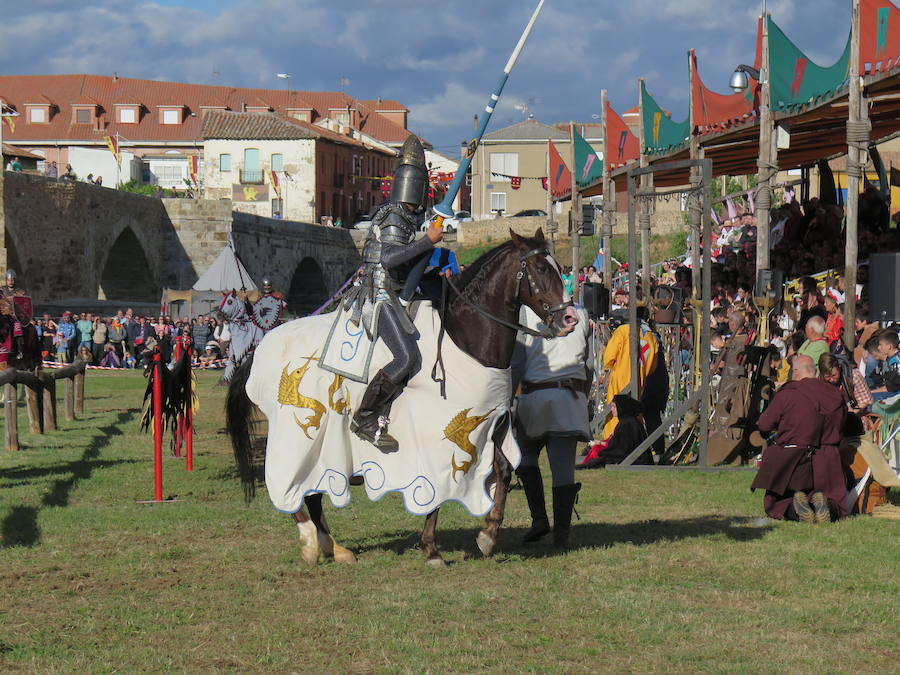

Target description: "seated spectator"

left=853, top=304, right=879, bottom=366
left=868, top=329, right=900, bottom=403
left=214, top=318, right=231, bottom=352
left=797, top=316, right=829, bottom=375
left=99, top=343, right=121, bottom=368
left=823, top=295, right=843, bottom=346
left=78, top=345, right=93, bottom=364
left=122, top=350, right=136, bottom=369
left=819, top=352, right=872, bottom=428
left=578, top=395, right=653, bottom=468
left=751, top=354, right=847, bottom=522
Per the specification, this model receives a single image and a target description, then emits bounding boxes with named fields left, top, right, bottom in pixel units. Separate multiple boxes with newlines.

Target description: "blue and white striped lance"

left=432, top=0, right=545, bottom=220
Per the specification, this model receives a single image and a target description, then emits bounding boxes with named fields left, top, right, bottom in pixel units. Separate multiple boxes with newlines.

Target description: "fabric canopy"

left=860, top=0, right=900, bottom=75
left=605, top=101, right=640, bottom=169
left=768, top=15, right=851, bottom=111
left=690, top=19, right=762, bottom=135
left=192, top=243, right=257, bottom=292
left=641, top=80, right=690, bottom=155
left=574, top=128, right=603, bottom=187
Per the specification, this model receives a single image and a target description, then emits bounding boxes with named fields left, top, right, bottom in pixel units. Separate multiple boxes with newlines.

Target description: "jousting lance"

left=431, top=0, right=545, bottom=227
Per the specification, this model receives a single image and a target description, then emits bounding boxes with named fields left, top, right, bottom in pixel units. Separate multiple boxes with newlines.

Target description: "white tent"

left=192, top=243, right=257, bottom=292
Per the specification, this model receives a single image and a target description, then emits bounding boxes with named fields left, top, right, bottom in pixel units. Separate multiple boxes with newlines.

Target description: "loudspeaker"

left=653, top=286, right=682, bottom=324
left=869, top=253, right=900, bottom=321
left=582, top=282, right=609, bottom=319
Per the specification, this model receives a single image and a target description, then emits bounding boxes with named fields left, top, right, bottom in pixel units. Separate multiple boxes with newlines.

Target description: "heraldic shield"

left=252, top=294, right=284, bottom=331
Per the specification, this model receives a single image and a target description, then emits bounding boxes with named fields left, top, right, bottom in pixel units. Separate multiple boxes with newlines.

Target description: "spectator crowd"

left=38, top=308, right=231, bottom=369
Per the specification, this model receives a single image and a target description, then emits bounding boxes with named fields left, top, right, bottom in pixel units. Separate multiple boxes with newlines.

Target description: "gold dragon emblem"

left=277, top=353, right=352, bottom=439
left=444, top=407, right=496, bottom=481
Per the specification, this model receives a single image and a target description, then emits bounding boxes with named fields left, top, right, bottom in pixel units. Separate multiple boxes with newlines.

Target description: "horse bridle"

left=444, top=246, right=571, bottom=339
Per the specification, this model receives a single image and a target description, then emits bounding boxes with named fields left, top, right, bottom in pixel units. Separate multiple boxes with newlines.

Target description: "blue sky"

left=1, top=1, right=853, bottom=156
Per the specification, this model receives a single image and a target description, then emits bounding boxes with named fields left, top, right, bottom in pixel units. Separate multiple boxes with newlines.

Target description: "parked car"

left=352, top=214, right=372, bottom=230
left=420, top=210, right=469, bottom=233
left=511, top=209, right=547, bottom=217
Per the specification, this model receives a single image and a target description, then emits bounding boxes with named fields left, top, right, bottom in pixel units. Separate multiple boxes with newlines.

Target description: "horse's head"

left=509, top=228, right=578, bottom=337
left=219, top=290, right=246, bottom=320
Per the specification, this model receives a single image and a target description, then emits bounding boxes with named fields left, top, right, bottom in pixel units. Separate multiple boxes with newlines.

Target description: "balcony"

left=240, top=169, right=264, bottom=184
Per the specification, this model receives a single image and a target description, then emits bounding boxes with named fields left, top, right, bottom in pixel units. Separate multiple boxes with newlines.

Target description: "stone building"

left=201, top=110, right=395, bottom=224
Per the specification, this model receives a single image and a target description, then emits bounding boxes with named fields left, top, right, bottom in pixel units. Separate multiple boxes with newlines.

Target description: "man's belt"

left=521, top=379, right=589, bottom=395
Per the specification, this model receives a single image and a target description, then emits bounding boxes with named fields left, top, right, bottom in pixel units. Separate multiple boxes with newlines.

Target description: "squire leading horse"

left=227, top=229, right=576, bottom=565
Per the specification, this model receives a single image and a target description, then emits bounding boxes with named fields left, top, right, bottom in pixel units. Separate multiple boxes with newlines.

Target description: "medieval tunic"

left=512, top=306, right=591, bottom=443
left=752, top=378, right=848, bottom=519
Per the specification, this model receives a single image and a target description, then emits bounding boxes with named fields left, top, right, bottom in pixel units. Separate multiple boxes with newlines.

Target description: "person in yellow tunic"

left=602, top=306, right=659, bottom=440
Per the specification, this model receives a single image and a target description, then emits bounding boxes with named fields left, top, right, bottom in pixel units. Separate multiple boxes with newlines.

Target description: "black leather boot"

left=351, top=370, right=402, bottom=452
left=552, top=483, right=581, bottom=549
left=516, top=465, right=550, bottom=543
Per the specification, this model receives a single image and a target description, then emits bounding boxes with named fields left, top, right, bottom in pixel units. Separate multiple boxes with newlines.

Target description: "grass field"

left=0, top=371, right=898, bottom=672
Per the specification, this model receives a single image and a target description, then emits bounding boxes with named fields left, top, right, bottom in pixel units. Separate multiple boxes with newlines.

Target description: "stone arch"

left=98, top=227, right=161, bottom=302
left=287, top=257, right=328, bottom=317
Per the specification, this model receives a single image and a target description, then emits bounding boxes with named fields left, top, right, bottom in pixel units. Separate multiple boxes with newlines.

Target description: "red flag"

left=104, top=135, right=121, bottom=164
left=548, top=140, right=571, bottom=200
left=541, top=177, right=548, bottom=191
left=189, top=155, right=200, bottom=184
left=605, top=103, right=640, bottom=169
left=510, top=176, right=522, bottom=190
left=269, top=169, right=280, bottom=197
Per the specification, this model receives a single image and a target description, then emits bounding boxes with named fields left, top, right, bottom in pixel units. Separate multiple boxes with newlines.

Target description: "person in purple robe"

left=751, top=354, right=848, bottom=523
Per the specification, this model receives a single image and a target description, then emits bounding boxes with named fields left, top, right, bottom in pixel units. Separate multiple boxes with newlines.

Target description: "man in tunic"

left=751, top=354, right=848, bottom=522
left=349, top=135, right=443, bottom=450
left=512, top=304, right=591, bottom=548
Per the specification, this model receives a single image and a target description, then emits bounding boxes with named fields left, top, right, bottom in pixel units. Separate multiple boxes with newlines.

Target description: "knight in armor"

left=0, top=270, right=27, bottom=360
left=348, top=135, right=445, bottom=450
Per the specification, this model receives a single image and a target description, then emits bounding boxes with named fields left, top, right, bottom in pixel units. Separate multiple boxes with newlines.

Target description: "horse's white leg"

left=292, top=511, right=320, bottom=565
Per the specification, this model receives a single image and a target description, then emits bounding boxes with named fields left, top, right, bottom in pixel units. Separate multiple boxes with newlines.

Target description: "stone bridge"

left=0, top=171, right=361, bottom=315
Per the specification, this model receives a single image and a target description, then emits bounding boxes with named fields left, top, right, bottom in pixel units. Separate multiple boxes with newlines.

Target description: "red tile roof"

left=360, top=99, right=409, bottom=112
left=0, top=74, right=414, bottom=146
left=2, top=143, right=42, bottom=159
left=201, top=110, right=394, bottom=155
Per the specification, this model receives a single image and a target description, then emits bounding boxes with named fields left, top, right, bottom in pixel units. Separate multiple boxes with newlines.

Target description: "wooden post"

left=688, top=50, right=704, bottom=390
left=569, top=121, right=581, bottom=301
left=844, top=0, right=862, bottom=347
left=600, top=90, right=613, bottom=289
left=755, top=10, right=774, bottom=279
left=41, top=373, right=57, bottom=432
left=25, top=386, right=41, bottom=434
left=627, top=170, right=640, bottom=400
left=74, top=371, right=84, bottom=414
left=5, top=383, right=17, bottom=451
left=637, top=79, right=653, bottom=301
left=65, top=377, right=75, bottom=421
left=545, top=141, right=556, bottom=256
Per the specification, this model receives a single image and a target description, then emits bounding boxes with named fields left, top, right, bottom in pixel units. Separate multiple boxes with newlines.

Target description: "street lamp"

left=729, top=65, right=761, bottom=94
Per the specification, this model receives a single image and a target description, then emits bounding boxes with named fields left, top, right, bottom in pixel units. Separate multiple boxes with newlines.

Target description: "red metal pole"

left=184, top=336, right=193, bottom=472
left=152, top=348, right=163, bottom=501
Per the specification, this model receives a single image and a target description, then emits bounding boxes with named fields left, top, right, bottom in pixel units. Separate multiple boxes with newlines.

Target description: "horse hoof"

left=476, top=531, right=495, bottom=557
left=317, top=532, right=357, bottom=564
left=426, top=556, right=447, bottom=568
left=297, top=521, right=320, bottom=565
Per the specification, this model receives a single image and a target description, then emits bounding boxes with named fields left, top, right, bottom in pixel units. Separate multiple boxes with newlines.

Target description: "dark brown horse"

left=227, top=229, right=576, bottom=565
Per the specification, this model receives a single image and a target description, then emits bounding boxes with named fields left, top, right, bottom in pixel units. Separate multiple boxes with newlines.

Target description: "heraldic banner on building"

left=232, top=185, right=270, bottom=202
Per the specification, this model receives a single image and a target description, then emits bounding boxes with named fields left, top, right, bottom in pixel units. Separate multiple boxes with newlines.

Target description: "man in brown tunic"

left=751, top=354, right=848, bottom=522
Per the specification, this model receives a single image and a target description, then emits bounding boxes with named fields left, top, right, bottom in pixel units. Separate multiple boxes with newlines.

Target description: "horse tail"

left=225, top=352, right=259, bottom=503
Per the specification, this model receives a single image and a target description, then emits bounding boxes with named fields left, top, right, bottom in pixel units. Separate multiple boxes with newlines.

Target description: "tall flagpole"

left=432, top=0, right=545, bottom=227
left=569, top=120, right=581, bottom=301
left=844, top=0, right=863, bottom=343
left=600, top=90, right=612, bottom=288
left=637, top=79, right=652, bottom=301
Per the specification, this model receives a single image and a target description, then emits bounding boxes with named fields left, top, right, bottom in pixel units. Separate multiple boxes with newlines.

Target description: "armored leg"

left=351, top=305, right=420, bottom=451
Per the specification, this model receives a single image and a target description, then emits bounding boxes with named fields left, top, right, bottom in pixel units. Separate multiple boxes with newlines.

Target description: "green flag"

left=574, top=128, right=603, bottom=187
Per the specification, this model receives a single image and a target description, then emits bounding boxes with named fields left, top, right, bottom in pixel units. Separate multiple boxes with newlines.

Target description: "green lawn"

left=0, top=372, right=897, bottom=672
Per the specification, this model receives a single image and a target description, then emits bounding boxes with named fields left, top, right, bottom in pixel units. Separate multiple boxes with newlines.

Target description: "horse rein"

left=444, top=247, right=570, bottom=339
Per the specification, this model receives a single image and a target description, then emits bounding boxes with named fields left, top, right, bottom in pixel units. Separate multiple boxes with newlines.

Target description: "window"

left=162, top=109, right=180, bottom=125
left=29, top=108, right=46, bottom=123
left=334, top=111, right=349, bottom=126
left=490, top=192, right=507, bottom=213
left=272, top=198, right=283, bottom=218
left=289, top=111, right=310, bottom=122
left=270, top=153, right=283, bottom=172
left=219, top=154, right=231, bottom=172
left=490, top=152, right=518, bottom=182
left=75, top=108, right=91, bottom=124
left=154, top=164, right=183, bottom=181
left=119, top=108, right=136, bottom=123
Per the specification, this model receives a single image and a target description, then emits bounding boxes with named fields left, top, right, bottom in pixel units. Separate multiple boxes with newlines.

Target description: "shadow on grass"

left=348, top=515, right=771, bottom=560
left=1, top=410, right=136, bottom=548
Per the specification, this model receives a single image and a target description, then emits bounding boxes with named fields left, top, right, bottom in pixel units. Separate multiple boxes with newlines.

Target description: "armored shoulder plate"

left=373, top=203, right=420, bottom=247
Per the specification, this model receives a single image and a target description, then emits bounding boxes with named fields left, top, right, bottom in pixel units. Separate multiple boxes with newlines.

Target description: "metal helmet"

left=390, top=135, right=428, bottom=208
left=5, top=269, right=16, bottom=283
left=262, top=278, right=273, bottom=293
